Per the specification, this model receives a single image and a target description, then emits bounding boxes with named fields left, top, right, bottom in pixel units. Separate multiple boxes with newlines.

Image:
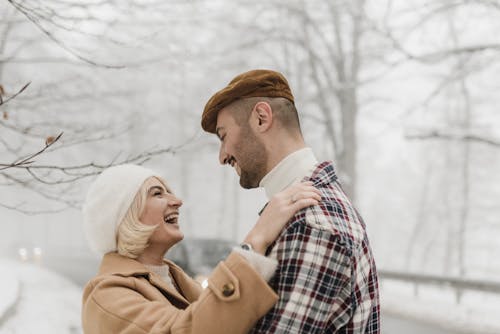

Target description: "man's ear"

left=251, top=101, right=273, bottom=132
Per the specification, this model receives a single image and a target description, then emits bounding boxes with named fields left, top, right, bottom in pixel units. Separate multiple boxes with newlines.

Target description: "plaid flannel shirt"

left=250, top=161, right=380, bottom=333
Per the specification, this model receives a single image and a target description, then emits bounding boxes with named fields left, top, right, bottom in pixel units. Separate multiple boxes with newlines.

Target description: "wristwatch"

left=240, top=243, right=253, bottom=252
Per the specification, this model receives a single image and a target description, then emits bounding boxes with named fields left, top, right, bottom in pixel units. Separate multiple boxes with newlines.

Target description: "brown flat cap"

left=201, top=69, right=294, bottom=133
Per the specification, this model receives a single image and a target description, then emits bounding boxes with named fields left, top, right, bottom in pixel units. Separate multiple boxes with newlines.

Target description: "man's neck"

left=264, top=138, right=306, bottom=173
left=259, top=147, right=318, bottom=199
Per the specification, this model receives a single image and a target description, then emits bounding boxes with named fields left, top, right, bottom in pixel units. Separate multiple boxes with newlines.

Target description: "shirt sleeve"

left=251, top=209, right=353, bottom=333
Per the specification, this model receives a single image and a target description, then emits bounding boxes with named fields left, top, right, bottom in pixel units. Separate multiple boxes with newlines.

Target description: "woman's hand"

left=243, top=181, right=321, bottom=254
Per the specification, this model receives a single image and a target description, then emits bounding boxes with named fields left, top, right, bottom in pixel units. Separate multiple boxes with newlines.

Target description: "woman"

left=81, top=164, right=320, bottom=334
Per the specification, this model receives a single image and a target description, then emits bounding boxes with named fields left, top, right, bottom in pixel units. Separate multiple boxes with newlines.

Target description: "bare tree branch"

left=0, top=132, right=63, bottom=170
left=0, top=82, right=31, bottom=106
left=405, top=130, right=500, bottom=147
left=412, top=44, right=500, bottom=63
left=7, top=0, right=125, bottom=69
left=0, top=201, right=68, bottom=215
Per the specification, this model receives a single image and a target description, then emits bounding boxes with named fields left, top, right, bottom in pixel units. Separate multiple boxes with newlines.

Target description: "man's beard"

left=236, top=126, right=267, bottom=189
left=239, top=167, right=264, bottom=189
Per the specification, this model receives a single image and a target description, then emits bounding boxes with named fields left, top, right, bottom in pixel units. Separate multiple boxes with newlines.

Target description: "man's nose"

left=219, top=146, right=229, bottom=165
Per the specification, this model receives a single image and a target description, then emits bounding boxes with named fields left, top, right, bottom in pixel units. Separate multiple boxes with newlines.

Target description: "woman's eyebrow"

left=148, top=186, right=164, bottom=193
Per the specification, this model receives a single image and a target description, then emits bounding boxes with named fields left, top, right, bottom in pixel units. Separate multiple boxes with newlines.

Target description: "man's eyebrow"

left=215, top=126, right=223, bottom=139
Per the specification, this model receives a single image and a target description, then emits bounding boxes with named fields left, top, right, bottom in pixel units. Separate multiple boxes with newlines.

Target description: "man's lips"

left=228, top=157, right=241, bottom=176
left=234, top=162, right=241, bottom=176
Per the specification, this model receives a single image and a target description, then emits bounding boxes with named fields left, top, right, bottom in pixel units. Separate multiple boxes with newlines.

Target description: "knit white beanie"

left=82, top=164, right=159, bottom=256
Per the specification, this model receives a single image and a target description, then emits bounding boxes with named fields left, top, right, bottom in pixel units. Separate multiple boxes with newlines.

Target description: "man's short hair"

left=230, top=97, right=301, bottom=132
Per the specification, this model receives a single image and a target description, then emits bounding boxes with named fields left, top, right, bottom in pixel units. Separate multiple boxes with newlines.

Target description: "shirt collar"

left=259, top=147, right=318, bottom=199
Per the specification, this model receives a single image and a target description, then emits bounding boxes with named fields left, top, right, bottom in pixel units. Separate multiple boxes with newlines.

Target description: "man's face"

left=215, top=107, right=267, bottom=189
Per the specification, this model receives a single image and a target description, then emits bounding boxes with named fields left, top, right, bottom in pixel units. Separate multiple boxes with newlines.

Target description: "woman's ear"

left=251, top=101, right=273, bottom=132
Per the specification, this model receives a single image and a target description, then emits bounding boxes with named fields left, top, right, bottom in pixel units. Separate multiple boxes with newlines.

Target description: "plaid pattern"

left=250, top=161, right=380, bottom=333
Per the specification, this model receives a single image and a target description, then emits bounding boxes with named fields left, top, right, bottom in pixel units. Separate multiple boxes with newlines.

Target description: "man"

left=201, top=69, right=380, bottom=333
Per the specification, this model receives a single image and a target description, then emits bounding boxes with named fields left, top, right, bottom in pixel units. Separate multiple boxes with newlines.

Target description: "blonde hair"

left=116, top=176, right=166, bottom=259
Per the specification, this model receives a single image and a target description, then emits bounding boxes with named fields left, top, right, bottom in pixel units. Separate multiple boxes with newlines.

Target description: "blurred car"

left=166, top=238, right=237, bottom=282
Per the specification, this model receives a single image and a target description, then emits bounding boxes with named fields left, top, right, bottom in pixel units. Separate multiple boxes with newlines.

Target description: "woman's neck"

left=137, top=249, right=166, bottom=266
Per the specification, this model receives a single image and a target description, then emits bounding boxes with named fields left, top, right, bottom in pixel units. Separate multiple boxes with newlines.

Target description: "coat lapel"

left=165, top=259, right=202, bottom=303
left=98, top=252, right=199, bottom=308
left=147, top=272, right=191, bottom=307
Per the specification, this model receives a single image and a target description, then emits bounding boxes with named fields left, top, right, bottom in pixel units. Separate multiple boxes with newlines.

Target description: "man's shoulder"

left=307, top=161, right=337, bottom=185
left=288, top=178, right=368, bottom=247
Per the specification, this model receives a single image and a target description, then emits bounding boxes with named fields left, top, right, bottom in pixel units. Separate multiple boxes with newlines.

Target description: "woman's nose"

left=169, top=195, right=183, bottom=208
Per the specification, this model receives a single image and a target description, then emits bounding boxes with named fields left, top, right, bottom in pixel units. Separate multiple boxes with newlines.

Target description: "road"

left=384, top=314, right=459, bottom=334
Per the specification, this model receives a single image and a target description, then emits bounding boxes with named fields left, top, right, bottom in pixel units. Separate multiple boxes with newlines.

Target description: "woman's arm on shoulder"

left=82, top=256, right=278, bottom=334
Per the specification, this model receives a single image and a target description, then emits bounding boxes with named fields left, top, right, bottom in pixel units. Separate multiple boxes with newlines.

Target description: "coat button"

left=222, top=283, right=235, bottom=297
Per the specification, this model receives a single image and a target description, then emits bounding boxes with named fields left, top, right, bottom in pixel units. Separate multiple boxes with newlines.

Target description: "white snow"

left=0, top=258, right=82, bottom=334
left=0, top=261, right=20, bottom=323
left=382, top=281, right=500, bottom=334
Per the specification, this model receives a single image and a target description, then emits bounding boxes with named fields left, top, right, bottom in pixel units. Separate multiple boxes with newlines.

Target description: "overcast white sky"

left=1, top=0, right=500, bottom=332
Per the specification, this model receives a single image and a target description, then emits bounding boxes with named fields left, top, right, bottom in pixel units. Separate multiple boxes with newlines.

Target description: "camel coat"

left=82, top=251, right=278, bottom=334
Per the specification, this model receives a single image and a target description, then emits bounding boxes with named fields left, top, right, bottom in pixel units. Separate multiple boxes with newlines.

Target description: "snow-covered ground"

left=2, top=257, right=499, bottom=334
left=382, top=281, right=500, bottom=334
left=0, top=258, right=82, bottom=334
left=0, top=262, right=19, bottom=327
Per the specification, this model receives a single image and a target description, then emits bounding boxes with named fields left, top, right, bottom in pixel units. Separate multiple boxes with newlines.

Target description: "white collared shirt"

left=259, top=147, right=318, bottom=199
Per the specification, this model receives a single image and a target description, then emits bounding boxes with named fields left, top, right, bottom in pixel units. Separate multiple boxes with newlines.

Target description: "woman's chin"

left=173, top=231, right=184, bottom=243
left=159, top=224, right=184, bottom=244
left=163, top=222, right=180, bottom=231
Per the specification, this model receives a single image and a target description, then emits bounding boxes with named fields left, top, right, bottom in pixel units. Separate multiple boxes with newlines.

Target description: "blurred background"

left=1, top=0, right=499, bottom=333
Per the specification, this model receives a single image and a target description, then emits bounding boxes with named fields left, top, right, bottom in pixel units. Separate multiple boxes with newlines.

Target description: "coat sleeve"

left=82, top=252, right=278, bottom=334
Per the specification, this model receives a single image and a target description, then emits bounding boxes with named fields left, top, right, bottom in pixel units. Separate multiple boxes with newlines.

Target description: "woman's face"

left=140, top=177, right=184, bottom=251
